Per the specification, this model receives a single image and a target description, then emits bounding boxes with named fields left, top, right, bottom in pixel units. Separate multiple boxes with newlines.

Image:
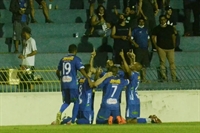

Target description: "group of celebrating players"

left=51, top=44, right=161, bottom=125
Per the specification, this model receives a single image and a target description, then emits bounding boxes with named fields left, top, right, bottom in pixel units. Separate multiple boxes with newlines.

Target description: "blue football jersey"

left=126, top=72, right=140, bottom=105
left=57, top=54, right=84, bottom=89
left=98, top=76, right=129, bottom=110
left=78, top=77, right=94, bottom=111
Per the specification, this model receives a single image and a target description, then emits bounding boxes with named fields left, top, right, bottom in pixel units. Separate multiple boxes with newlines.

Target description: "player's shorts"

left=88, top=0, right=105, bottom=4
left=77, top=110, right=94, bottom=124
left=62, top=89, right=79, bottom=104
left=13, top=21, right=27, bottom=41
left=96, top=107, right=120, bottom=124
left=125, top=104, right=140, bottom=119
left=35, top=0, right=44, bottom=5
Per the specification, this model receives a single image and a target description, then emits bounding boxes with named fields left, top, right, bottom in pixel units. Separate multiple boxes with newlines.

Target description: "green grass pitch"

left=0, top=122, right=200, bottom=133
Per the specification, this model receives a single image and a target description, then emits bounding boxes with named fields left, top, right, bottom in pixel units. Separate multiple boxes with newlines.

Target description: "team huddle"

left=51, top=44, right=161, bottom=125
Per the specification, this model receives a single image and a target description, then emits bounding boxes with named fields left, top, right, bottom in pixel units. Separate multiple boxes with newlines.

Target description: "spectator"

left=114, top=5, right=138, bottom=29
left=165, top=6, right=182, bottom=51
left=90, top=5, right=112, bottom=37
left=183, top=0, right=200, bottom=36
left=88, top=0, right=105, bottom=18
left=138, top=0, right=159, bottom=32
left=9, top=0, right=31, bottom=53
left=123, top=0, right=138, bottom=11
left=18, top=26, right=37, bottom=90
left=111, top=14, right=132, bottom=65
left=131, top=18, right=150, bottom=82
left=138, top=0, right=159, bottom=51
left=55, top=44, right=92, bottom=125
left=30, top=0, right=53, bottom=23
left=151, top=15, right=178, bottom=82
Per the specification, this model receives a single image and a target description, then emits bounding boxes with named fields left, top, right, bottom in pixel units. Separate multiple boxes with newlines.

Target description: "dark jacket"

left=9, top=0, right=31, bottom=23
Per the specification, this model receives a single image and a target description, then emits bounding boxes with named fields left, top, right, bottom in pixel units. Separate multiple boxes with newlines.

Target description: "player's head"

left=68, top=44, right=77, bottom=54
left=129, top=62, right=142, bottom=72
left=109, top=66, right=118, bottom=76
left=106, top=59, right=114, bottom=70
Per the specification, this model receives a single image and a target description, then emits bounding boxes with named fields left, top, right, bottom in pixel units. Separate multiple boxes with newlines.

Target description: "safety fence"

left=0, top=66, right=200, bottom=93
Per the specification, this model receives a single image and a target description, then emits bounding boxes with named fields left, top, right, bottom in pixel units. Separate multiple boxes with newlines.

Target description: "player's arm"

left=56, top=70, right=61, bottom=80
left=120, top=49, right=132, bottom=77
left=93, top=72, right=112, bottom=87
left=89, top=48, right=96, bottom=74
left=138, top=0, right=147, bottom=20
left=80, top=68, right=93, bottom=88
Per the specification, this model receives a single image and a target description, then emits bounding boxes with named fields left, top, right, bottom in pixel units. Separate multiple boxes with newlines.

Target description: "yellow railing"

left=1, top=66, right=200, bottom=92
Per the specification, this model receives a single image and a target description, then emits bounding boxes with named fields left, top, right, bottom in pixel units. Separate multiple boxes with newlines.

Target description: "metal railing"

left=0, top=66, right=200, bottom=93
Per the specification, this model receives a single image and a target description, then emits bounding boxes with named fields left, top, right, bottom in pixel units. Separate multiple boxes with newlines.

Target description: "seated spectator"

left=165, top=6, right=182, bottom=51
left=88, top=0, right=105, bottom=18
left=30, top=0, right=53, bottom=23
left=90, top=5, right=112, bottom=37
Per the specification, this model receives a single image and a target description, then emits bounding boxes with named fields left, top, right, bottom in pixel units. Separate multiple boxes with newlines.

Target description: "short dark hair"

left=68, top=44, right=77, bottom=53
left=84, top=64, right=91, bottom=74
left=109, top=66, right=118, bottom=76
left=137, top=17, right=145, bottom=23
left=22, top=26, right=31, bottom=34
left=159, top=15, right=166, bottom=20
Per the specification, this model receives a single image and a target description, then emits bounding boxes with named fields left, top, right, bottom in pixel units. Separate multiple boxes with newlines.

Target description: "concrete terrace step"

left=0, top=9, right=88, bottom=23
left=0, top=36, right=114, bottom=53
left=1, top=23, right=87, bottom=38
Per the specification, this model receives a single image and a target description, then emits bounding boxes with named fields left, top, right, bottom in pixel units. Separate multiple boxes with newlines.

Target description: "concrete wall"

left=0, top=90, right=200, bottom=126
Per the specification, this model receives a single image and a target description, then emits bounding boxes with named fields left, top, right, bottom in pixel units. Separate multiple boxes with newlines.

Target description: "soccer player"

left=96, top=66, right=129, bottom=124
left=55, top=44, right=92, bottom=125
left=119, top=49, right=142, bottom=121
left=75, top=49, right=112, bottom=125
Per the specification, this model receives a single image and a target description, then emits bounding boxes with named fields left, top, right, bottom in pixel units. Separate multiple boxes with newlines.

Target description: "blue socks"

left=59, top=103, right=69, bottom=113
left=71, top=101, right=79, bottom=123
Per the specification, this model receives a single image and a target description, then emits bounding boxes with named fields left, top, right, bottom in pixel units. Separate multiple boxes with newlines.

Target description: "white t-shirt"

left=22, top=37, right=37, bottom=66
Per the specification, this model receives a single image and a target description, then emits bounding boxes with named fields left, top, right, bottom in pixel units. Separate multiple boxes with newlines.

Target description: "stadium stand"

left=0, top=0, right=200, bottom=92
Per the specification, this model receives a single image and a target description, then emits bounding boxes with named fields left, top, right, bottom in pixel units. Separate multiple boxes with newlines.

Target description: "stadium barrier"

left=0, top=90, right=200, bottom=126
left=1, top=66, right=200, bottom=92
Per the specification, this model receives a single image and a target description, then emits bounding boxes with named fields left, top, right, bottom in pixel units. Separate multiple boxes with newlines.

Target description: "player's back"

left=126, top=72, right=140, bottom=105
left=78, top=77, right=94, bottom=111
left=58, top=54, right=84, bottom=90
left=99, top=76, right=129, bottom=110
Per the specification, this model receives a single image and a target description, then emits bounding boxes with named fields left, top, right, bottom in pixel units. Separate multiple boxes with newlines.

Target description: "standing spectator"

left=55, top=44, right=92, bottom=125
left=165, top=6, right=182, bottom=51
left=131, top=18, right=150, bottom=82
left=9, top=0, right=31, bottom=53
left=138, top=0, right=159, bottom=51
left=114, top=6, right=138, bottom=30
left=183, top=0, right=200, bottom=36
left=138, top=0, right=159, bottom=32
left=30, top=0, right=53, bottom=23
left=151, top=15, right=178, bottom=82
left=18, top=26, right=37, bottom=90
left=111, top=14, right=132, bottom=65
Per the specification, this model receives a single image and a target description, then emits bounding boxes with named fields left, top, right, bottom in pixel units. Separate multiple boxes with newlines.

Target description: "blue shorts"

left=62, top=89, right=79, bottom=104
left=96, top=107, right=120, bottom=124
left=77, top=110, right=94, bottom=124
left=126, top=104, right=140, bottom=119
